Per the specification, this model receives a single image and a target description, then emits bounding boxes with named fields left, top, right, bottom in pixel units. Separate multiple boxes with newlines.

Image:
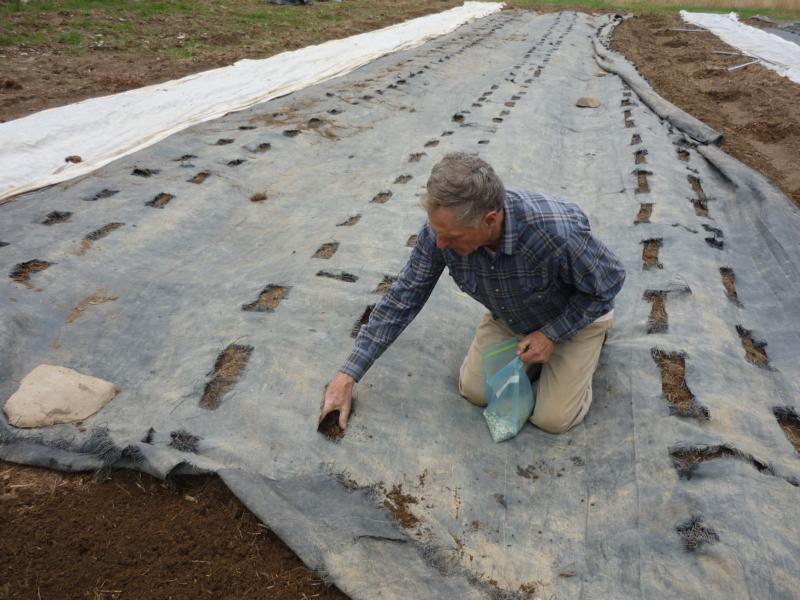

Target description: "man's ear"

left=483, top=210, right=499, bottom=227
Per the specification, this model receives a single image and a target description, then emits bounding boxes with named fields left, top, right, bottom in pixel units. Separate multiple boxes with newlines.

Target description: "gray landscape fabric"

left=2, top=10, right=799, bottom=599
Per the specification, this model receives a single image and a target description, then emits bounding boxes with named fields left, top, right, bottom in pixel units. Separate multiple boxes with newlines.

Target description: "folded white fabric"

left=0, top=2, right=503, bottom=203
left=681, top=11, right=800, bottom=84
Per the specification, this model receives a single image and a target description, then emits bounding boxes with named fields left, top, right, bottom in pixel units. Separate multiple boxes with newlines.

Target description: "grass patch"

left=0, top=31, right=46, bottom=45
left=58, top=30, right=82, bottom=45
left=166, top=46, right=192, bottom=58
left=134, top=1, right=193, bottom=18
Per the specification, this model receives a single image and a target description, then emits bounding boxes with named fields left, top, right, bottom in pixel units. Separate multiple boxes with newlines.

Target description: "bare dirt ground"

left=0, top=461, right=348, bottom=600
left=0, top=0, right=461, bottom=123
left=2, top=5, right=800, bottom=599
left=612, top=12, right=800, bottom=207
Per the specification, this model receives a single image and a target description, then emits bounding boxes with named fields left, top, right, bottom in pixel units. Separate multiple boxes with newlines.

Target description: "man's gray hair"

left=423, top=152, right=505, bottom=227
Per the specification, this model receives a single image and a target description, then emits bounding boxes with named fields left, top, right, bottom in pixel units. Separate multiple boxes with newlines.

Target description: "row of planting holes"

left=196, top=12, right=533, bottom=412
left=625, top=82, right=800, bottom=550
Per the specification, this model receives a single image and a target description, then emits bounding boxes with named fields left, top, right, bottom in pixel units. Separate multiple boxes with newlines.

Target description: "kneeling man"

left=320, top=152, right=626, bottom=434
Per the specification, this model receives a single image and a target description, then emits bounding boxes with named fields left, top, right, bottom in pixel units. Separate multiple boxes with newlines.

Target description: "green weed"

left=58, top=30, right=82, bottom=45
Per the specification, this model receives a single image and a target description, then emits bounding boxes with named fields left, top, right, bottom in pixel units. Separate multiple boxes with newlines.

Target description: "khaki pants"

left=458, top=313, right=613, bottom=434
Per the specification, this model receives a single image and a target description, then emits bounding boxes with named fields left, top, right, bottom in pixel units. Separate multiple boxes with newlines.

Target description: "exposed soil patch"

left=317, top=394, right=355, bottom=443
left=313, top=241, right=339, bottom=259
left=41, top=210, right=72, bottom=225
left=651, top=349, right=709, bottom=419
left=691, top=197, right=709, bottom=218
left=86, top=188, right=118, bottom=201
left=0, top=462, right=347, bottom=600
left=132, top=166, right=160, bottom=177
left=317, top=270, right=359, bottom=283
left=146, top=192, right=174, bottom=208
left=67, top=291, right=118, bottom=323
left=249, top=192, right=267, bottom=203
left=249, top=142, right=272, bottom=153
left=735, top=325, right=770, bottom=368
left=169, top=428, right=202, bottom=453
left=351, top=304, right=375, bottom=338
left=643, top=290, right=667, bottom=334
left=635, top=202, right=652, bottom=224
left=242, top=284, right=289, bottom=313
left=85, top=222, right=123, bottom=241
left=720, top=267, right=742, bottom=307
left=702, top=223, right=724, bottom=249
left=337, top=214, right=361, bottom=226
left=669, top=444, right=774, bottom=479
left=613, top=13, right=800, bottom=207
left=676, top=516, right=720, bottom=552
left=641, top=238, right=662, bottom=269
left=318, top=410, right=345, bottom=441
left=10, top=259, right=51, bottom=284
left=635, top=170, right=651, bottom=194
left=394, top=174, right=412, bottom=184
left=200, top=343, right=253, bottom=410
left=773, top=406, right=800, bottom=454
left=374, top=275, right=396, bottom=295
left=372, top=190, right=393, bottom=204
left=382, top=484, right=420, bottom=528
left=624, top=110, right=635, bottom=128
left=188, top=171, right=210, bottom=184
left=688, top=175, right=706, bottom=199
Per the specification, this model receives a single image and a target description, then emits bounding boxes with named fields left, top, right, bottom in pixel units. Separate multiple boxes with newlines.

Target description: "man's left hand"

left=516, top=330, right=555, bottom=364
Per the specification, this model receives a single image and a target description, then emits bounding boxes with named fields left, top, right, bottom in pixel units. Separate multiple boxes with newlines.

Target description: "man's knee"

left=529, top=413, right=574, bottom=434
left=529, top=384, right=591, bottom=434
left=458, top=367, right=486, bottom=407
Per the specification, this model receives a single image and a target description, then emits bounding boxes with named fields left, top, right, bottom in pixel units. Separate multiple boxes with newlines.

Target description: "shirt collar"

left=499, top=192, right=517, bottom=255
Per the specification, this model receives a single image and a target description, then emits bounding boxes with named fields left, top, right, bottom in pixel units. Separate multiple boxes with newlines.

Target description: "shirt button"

left=490, top=266, right=494, bottom=270
left=495, top=288, right=500, bottom=292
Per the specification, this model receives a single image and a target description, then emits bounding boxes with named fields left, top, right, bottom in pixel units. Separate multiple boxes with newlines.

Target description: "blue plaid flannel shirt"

left=341, top=190, right=626, bottom=382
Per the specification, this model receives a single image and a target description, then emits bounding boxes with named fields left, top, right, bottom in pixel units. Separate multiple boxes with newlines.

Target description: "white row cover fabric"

left=0, top=1, right=502, bottom=203
left=681, top=11, right=800, bottom=83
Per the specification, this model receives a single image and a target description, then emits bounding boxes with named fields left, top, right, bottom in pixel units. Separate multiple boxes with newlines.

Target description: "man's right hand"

left=319, top=371, right=356, bottom=430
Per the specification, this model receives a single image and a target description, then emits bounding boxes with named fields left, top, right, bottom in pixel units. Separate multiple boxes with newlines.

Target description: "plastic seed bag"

left=482, top=338, right=535, bottom=442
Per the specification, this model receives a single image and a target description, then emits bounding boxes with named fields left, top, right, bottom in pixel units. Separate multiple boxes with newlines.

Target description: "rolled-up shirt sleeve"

left=340, top=224, right=445, bottom=381
left=538, top=223, right=626, bottom=344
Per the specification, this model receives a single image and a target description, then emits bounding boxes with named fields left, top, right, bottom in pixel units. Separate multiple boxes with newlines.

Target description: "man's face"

left=427, top=206, right=496, bottom=256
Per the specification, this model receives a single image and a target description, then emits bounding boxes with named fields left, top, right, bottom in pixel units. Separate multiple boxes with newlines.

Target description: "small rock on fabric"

left=4, top=364, right=117, bottom=428
left=576, top=97, right=601, bottom=108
